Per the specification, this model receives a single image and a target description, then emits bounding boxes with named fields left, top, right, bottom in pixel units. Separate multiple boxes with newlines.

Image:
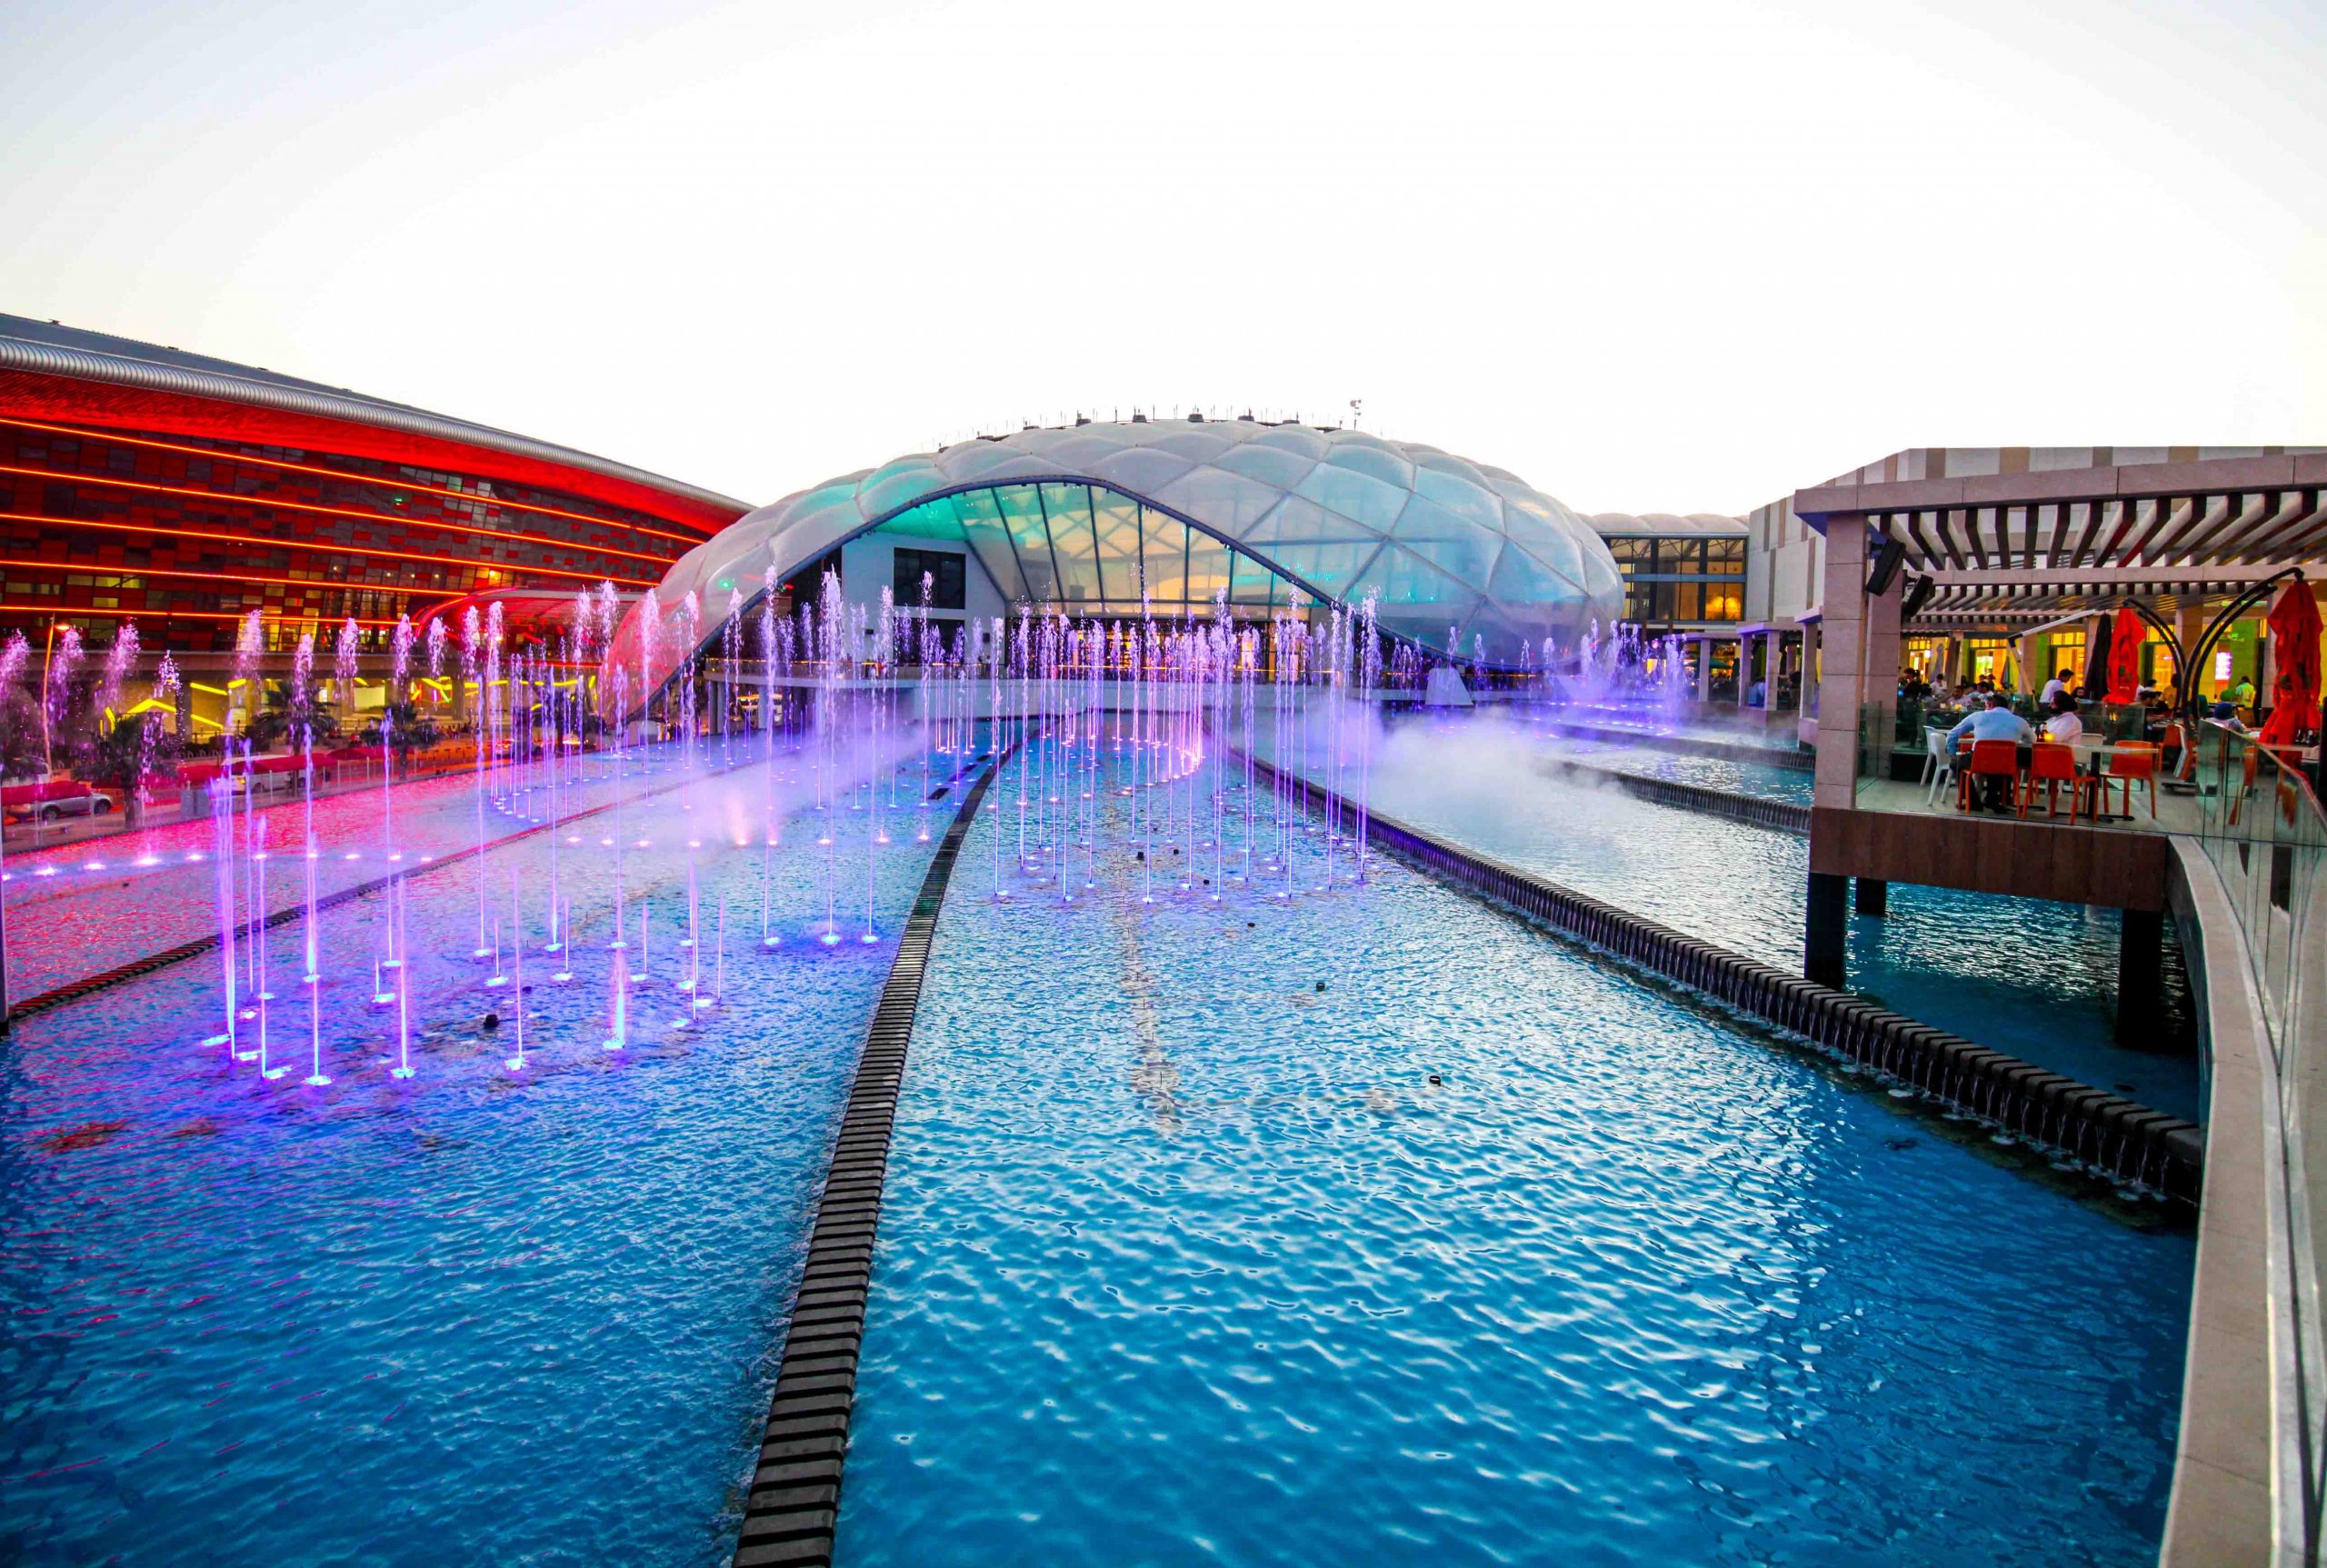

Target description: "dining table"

left=1953, top=734, right=2130, bottom=821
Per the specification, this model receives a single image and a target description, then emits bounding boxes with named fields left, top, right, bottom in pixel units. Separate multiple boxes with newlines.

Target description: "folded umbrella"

left=2104, top=606, right=2145, bottom=704
left=2258, top=580, right=2322, bottom=747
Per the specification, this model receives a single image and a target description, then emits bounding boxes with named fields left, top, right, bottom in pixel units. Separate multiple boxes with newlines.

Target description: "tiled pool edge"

left=1249, top=754, right=2204, bottom=1210
left=1522, top=714, right=1816, bottom=772
left=729, top=754, right=1001, bottom=1568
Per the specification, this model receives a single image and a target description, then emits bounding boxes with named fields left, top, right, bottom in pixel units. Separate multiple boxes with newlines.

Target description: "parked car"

left=1, top=779, right=115, bottom=823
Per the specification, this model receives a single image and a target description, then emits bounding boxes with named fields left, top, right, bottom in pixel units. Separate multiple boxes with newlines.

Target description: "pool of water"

left=837, top=775, right=2194, bottom=1566
left=0, top=751, right=948, bottom=1565
left=1293, top=717, right=2202, bottom=1124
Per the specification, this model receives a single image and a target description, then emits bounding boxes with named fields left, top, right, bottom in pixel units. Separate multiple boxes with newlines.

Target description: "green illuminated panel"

left=1041, top=484, right=1102, bottom=607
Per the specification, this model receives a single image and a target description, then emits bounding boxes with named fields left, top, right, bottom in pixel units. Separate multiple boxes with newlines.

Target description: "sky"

left=3, top=0, right=2323, bottom=517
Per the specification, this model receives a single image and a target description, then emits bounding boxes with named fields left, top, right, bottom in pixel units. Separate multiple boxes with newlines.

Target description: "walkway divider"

left=732, top=752, right=1002, bottom=1568
left=1524, top=714, right=1815, bottom=772
left=1249, top=754, right=2204, bottom=1209
left=1535, top=756, right=1811, bottom=834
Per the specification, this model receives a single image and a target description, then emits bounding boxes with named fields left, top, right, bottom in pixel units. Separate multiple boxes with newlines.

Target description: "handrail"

left=2186, top=718, right=2326, bottom=1559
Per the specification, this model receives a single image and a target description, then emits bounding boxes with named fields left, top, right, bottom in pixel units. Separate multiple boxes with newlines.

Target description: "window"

left=893, top=546, right=966, bottom=611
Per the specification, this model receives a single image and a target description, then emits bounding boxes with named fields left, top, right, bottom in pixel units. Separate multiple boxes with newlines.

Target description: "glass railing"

left=2189, top=721, right=2327, bottom=1556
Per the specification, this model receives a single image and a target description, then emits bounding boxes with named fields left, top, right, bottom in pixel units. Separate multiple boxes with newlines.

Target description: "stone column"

left=1736, top=632, right=1753, bottom=710
left=2175, top=605, right=2207, bottom=707
left=1813, top=520, right=1872, bottom=810
left=1695, top=636, right=1712, bottom=702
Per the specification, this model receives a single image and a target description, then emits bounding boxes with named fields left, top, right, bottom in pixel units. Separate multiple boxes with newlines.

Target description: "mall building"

left=613, top=415, right=1632, bottom=695
left=0, top=314, right=747, bottom=654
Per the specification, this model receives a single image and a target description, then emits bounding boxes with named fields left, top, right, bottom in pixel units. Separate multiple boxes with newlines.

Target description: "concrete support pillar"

left=1854, top=876, right=1889, bottom=917
left=2117, top=907, right=2163, bottom=1047
left=1736, top=632, right=1753, bottom=709
left=1805, top=521, right=1898, bottom=804
left=1695, top=637, right=1712, bottom=701
left=1801, top=618, right=1823, bottom=717
left=2175, top=606, right=2207, bottom=706
left=1806, top=871, right=1849, bottom=987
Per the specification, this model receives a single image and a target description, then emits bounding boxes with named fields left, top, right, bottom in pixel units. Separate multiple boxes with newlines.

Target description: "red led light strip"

left=0, top=462, right=678, bottom=566
left=0, top=510, right=657, bottom=588
left=0, top=556, right=494, bottom=595
left=0, top=416, right=708, bottom=544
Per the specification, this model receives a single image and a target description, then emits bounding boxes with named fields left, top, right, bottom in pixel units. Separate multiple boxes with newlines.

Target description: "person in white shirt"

left=1945, top=694, right=2036, bottom=811
left=2039, top=671, right=2071, bottom=707
left=2042, top=693, right=2082, bottom=744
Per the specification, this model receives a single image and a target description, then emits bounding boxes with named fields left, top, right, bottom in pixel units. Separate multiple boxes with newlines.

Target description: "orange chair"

left=1961, top=738, right=2022, bottom=812
left=2161, top=723, right=2194, bottom=784
left=2099, top=744, right=2157, bottom=819
left=2022, top=741, right=2085, bottom=820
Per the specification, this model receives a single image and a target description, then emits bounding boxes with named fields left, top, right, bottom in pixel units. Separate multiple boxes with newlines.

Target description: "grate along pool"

left=836, top=780, right=2193, bottom=1568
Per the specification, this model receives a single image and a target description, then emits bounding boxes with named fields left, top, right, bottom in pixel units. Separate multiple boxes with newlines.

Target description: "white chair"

left=1921, top=725, right=1956, bottom=806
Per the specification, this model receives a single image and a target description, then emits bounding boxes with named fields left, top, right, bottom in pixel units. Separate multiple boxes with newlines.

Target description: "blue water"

left=1334, top=720, right=2203, bottom=1123
left=838, top=785, right=2194, bottom=1566
left=0, top=754, right=943, bottom=1565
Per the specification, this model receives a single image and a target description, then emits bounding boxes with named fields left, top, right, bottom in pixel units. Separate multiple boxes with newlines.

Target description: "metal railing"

left=2189, top=722, right=2327, bottom=1560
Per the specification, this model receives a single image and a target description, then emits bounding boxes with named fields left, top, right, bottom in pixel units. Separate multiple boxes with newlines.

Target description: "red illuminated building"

left=0, top=315, right=748, bottom=650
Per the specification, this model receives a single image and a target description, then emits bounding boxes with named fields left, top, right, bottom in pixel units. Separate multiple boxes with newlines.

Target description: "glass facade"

left=890, top=546, right=967, bottom=611
left=874, top=482, right=1357, bottom=617
left=619, top=417, right=1627, bottom=690
left=1607, top=535, right=1745, bottom=626
left=0, top=417, right=710, bottom=650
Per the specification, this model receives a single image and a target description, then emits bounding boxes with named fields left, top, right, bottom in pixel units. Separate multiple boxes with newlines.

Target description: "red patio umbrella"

left=2259, top=580, right=2322, bottom=747
left=2104, top=606, right=2146, bottom=704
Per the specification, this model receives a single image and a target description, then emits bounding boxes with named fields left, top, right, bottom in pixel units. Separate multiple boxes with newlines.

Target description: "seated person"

left=1946, top=693, right=2035, bottom=811
left=2212, top=700, right=2252, bottom=735
left=2042, top=691, right=2082, bottom=744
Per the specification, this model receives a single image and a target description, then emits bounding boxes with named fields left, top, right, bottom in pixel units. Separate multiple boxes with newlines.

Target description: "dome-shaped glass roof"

left=610, top=418, right=1623, bottom=685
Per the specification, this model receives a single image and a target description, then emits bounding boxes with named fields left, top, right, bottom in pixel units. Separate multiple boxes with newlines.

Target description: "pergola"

left=1788, top=446, right=2323, bottom=987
